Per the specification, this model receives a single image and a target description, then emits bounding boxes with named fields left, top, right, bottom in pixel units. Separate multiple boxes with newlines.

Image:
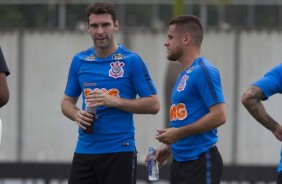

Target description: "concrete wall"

left=0, top=29, right=281, bottom=166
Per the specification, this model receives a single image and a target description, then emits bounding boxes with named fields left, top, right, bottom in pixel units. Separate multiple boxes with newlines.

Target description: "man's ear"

left=183, top=33, right=191, bottom=44
left=87, top=23, right=90, bottom=33
left=114, top=20, right=119, bottom=31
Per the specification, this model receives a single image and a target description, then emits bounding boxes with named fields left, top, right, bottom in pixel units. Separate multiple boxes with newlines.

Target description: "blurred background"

left=1, top=0, right=282, bottom=183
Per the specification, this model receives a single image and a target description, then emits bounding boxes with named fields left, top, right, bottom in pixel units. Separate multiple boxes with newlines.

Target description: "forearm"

left=0, top=91, right=9, bottom=108
left=161, top=144, right=171, bottom=153
left=242, top=86, right=279, bottom=132
left=178, top=103, right=226, bottom=138
left=243, top=96, right=278, bottom=131
left=61, top=95, right=80, bottom=121
left=116, top=95, right=160, bottom=114
left=0, top=73, right=9, bottom=108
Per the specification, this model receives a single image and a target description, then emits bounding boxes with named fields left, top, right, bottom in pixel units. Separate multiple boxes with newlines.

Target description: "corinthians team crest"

left=177, top=74, right=189, bottom=92
left=109, top=60, right=125, bottom=79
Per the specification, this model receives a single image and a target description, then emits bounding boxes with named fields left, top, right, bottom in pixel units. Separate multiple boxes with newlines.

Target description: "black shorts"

left=170, top=146, right=223, bottom=184
left=68, top=151, right=137, bottom=184
left=277, top=170, right=282, bottom=184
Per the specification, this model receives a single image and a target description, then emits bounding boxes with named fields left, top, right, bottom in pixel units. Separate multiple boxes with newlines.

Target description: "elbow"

left=152, top=103, right=160, bottom=114
left=149, top=95, right=160, bottom=114
left=61, top=100, right=67, bottom=116
left=217, top=104, right=227, bottom=127
left=217, top=111, right=227, bottom=127
left=241, top=92, right=251, bottom=108
left=219, top=116, right=226, bottom=126
left=0, top=93, right=9, bottom=108
left=150, top=101, right=160, bottom=115
left=222, top=110, right=227, bottom=125
left=61, top=103, right=65, bottom=115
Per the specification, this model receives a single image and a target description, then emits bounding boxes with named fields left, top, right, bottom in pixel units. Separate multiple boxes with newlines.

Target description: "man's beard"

left=167, top=49, right=183, bottom=61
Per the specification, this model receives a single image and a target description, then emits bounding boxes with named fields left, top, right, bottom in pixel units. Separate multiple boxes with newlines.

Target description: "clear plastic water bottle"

left=148, top=146, right=159, bottom=181
left=83, top=104, right=97, bottom=134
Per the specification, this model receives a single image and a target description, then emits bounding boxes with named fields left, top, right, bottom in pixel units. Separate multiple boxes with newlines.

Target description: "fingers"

left=86, top=89, right=103, bottom=99
left=155, top=128, right=165, bottom=140
left=75, top=110, right=94, bottom=129
left=85, top=93, right=104, bottom=106
left=156, top=128, right=167, bottom=136
left=156, top=135, right=171, bottom=145
left=155, top=132, right=165, bottom=142
left=154, top=150, right=160, bottom=160
left=155, top=128, right=177, bottom=145
left=144, top=155, right=149, bottom=167
left=156, top=128, right=164, bottom=133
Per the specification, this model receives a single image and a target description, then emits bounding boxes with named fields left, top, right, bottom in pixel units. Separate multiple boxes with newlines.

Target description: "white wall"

left=0, top=29, right=281, bottom=166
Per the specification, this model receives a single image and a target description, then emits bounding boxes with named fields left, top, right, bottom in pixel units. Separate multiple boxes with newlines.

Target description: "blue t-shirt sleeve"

left=64, top=56, right=82, bottom=97
left=129, top=54, right=157, bottom=97
left=253, top=64, right=282, bottom=100
left=197, top=64, right=225, bottom=108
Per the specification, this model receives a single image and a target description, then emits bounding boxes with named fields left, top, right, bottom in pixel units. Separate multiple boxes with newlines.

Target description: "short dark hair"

left=85, top=2, right=117, bottom=24
left=169, top=15, right=203, bottom=47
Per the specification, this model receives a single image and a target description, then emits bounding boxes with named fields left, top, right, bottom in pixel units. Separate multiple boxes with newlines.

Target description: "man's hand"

left=86, top=89, right=120, bottom=107
left=145, top=144, right=171, bottom=168
left=273, top=124, right=282, bottom=141
left=155, top=128, right=180, bottom=145
left=75, top=109, right=94, bottom=130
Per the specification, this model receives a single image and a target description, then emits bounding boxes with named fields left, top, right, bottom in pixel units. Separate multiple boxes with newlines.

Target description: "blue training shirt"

left=64, top=44, right=157, bottom=154
left=252, top=63, right=282, bottom=172
left=170, top=56, right=225, bottom=162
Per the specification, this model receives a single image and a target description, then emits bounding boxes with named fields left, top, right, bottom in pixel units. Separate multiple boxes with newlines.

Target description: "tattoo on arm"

left=242, top=86, right=278, bottom=132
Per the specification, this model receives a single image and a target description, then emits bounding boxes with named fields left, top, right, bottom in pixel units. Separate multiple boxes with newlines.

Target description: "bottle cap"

left=149, top=147, right=155, bottom=154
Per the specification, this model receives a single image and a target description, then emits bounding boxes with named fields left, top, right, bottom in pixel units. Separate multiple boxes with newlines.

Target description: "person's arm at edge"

left=0, top=72, right=9, bottom=108
left=241, top=85, right=282, bottom=140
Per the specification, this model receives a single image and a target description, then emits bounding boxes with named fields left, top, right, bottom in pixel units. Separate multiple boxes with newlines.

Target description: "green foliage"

left=173, top=0, right=183, bottom=17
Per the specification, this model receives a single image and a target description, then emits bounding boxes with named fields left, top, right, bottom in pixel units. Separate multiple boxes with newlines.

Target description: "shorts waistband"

left=173, top=146, right=218, bottom=163
left=199, top=145, right=218, bottom=157
left=209, top=145, right=217, bottom=152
